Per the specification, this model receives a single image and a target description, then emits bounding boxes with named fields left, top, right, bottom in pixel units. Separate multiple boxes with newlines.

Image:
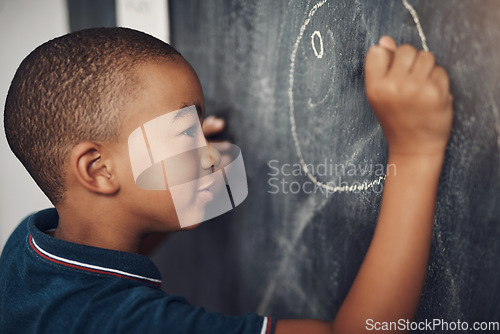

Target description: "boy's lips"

left=197, top=176, right=215, bottom=203
left=197, top=188, right=214, bottom=203
left=197, top=176, right=215, bottom=192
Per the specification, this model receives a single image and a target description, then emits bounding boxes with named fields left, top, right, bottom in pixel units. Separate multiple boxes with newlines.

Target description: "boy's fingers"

left=202, top=116, right=225, bottom=136
left=411, top=51, right=435, bottom=79
left=378, top=36, right=397, bottom=52
left=389, top=44, right=419, bottom=76
left=365, top=45, right=394, bottom=83
left=430, top=66, right=450, bottom=96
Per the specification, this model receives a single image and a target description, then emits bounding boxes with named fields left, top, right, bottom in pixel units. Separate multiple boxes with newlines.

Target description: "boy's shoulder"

left=0, top=209, right=37, bottom=264
left=0, top=209, right=275, bottom=334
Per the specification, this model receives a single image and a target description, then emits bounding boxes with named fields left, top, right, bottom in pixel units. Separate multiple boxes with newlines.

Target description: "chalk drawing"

left=259, top=0, right=435, bottom=315
left=311, top=30, right=324, bottom=59
left=307, top=84, right=333, bottom=108
left=402, top=0, right=429, bottom=51
left=288, top=0, right=385, bottom=193
left=288, top=0, right=431, bottom=193
left=307, top=29, right=335, bottom=108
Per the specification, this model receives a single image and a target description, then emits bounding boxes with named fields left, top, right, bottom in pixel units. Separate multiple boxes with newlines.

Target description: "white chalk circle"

left=288, top=0, right=385, bottom=193
left=288, top=0, right=429, bottom=193
left=311, top=30, right=324, bottom=59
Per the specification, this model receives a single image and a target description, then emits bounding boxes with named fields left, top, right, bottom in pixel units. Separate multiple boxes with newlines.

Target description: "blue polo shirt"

left=0, top=209, right=276, bottom=334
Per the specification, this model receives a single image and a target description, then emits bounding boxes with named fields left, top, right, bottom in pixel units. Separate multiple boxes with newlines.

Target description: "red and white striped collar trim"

left=260, top=316, right=273, bottom=334
left=29, top=235, right=162, bottom=287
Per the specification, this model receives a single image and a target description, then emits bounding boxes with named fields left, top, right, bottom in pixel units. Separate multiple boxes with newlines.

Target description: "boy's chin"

left=179, top=222, right=203, bottom=231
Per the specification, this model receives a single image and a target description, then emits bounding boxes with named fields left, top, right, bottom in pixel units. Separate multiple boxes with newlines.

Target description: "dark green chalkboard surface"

left=150, top=0, right=500, bottom=325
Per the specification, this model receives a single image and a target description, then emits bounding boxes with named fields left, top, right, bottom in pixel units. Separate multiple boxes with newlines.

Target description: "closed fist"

left=364, top=36, right=453, bottom=157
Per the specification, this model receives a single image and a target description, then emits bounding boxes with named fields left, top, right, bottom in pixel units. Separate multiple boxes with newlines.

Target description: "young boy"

left=0, top=27, right=452, bottom=333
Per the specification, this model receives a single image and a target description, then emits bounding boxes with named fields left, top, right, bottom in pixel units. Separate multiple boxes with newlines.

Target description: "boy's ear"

left=69, top=142, right=120, bottom=195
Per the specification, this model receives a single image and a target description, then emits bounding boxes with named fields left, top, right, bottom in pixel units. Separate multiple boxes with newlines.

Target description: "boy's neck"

left=54, top=201, right=144, bottom=254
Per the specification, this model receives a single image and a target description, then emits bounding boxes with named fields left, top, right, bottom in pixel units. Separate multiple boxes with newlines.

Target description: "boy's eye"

left=180, top=125, right=198, bottom=138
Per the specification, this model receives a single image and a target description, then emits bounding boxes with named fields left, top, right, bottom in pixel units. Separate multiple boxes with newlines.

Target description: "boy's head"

left=4, top=27, right=182, bottom=205
left=4, top=27, right=217, bottom=234
left=5, top=27, right=247, bottom=236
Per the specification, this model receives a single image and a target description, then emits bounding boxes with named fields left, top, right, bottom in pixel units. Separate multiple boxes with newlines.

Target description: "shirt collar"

left=27, top=208, right=162, bottom=287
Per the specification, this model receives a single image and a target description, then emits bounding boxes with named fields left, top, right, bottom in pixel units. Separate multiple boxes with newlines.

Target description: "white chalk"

left=311, top=30, right=324, bottom=59
left=402, top=0, right=429, bottom=51
left=288, top=0, right=385, bottom=194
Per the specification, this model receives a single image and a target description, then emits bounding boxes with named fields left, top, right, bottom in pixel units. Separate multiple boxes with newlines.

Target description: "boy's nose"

left=200, top=143, right=221, bottom=171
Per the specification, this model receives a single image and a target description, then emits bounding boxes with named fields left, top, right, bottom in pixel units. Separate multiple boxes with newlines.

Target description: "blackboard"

left=67, top=0, right=116, bottom=32
left=66, top=0, right=500, bottom=327
left=151, top=0, right=500, bottom=326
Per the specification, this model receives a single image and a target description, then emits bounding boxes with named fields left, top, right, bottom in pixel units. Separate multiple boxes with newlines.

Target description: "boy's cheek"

left=136, top=189, right=181, bottom=230
left=110, top=148, right=174, bottom=225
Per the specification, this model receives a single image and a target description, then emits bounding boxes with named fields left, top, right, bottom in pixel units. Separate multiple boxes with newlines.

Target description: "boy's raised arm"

left=275, top=36, right=453, bottom=334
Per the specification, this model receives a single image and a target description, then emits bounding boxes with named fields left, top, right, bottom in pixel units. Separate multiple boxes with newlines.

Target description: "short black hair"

left=4, top=27, right=181, bottom=204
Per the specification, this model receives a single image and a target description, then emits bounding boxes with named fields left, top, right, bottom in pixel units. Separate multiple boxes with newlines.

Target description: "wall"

left=0, top=0, right=68, bottom=253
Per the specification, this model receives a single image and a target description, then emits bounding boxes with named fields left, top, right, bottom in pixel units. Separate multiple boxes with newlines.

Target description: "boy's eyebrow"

left=175, top=103, right=203, bottom=121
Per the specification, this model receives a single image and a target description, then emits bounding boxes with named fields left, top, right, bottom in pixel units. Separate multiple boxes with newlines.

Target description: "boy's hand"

left=202, top=115, right=225, bottom=137
left=365, top=36, right=453, bottom=157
